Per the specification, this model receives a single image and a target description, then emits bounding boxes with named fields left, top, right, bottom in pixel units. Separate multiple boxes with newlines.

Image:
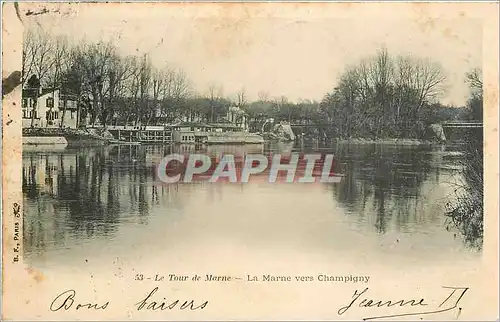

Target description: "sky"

left=21, top=2, right=484, bottom=106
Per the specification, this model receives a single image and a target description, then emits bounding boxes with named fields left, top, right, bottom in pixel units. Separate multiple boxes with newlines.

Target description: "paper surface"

left=2, top=2, right=499, bottom=321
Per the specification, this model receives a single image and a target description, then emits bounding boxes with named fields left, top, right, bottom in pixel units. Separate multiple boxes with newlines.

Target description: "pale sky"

left=22, top=2, right=484, bottom=106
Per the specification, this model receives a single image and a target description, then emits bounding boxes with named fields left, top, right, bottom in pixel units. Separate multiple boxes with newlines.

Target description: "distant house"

left=180, top=113, right=205, bottom=124
left=22, top=87, right=80, bottom=129
left=226, top=106, right=248, bottom=131
left=210, top=119, right=244, bottom=133
left=172, top=122, right=213, bottom=144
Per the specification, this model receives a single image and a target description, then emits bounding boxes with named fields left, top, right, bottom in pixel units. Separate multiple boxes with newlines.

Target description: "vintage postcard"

left=2, top=1, right=499, bottom=320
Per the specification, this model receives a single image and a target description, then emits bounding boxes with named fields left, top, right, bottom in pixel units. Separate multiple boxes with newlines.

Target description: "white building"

left=226, top=106, right=248, bottom=131
left=22, top=88, right=80, bottom=129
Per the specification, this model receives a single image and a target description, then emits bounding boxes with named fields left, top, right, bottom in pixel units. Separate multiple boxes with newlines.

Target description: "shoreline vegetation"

left=445, top=69, right=484, bottom=249
left=22, top=126, right=442, bottom=146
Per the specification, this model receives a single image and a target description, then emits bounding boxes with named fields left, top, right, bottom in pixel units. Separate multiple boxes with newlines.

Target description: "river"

left=22, top=142, right=481, bottom=272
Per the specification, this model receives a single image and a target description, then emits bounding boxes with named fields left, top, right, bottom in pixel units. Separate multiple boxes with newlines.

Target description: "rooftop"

left=22, top=87, right=79, bottom=99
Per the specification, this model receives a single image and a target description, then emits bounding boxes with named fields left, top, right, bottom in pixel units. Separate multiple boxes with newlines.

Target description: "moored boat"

left=171, top=122, right=264, bottom=145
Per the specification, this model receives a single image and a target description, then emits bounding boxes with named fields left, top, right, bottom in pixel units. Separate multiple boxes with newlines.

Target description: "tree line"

left=23, top=26, right=479, bottom=138
left=24, top=27, right=195, bottom=127
left=318, top=47, right=449, bottom=139
left=242, top=47, right=478, bottom=139
left=444, top=66, right=483, bottom=248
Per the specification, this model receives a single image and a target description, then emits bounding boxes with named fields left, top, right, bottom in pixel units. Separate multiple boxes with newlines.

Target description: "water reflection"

left=22, top=142, right=476, bottom=264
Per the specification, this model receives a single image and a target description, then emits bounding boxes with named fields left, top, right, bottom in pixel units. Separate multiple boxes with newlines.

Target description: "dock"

left=99, top=125, right=173, bottom=144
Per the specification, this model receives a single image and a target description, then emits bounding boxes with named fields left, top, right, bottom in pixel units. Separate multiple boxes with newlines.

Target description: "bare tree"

left=258, top=91, right=269, bottom=102
left=207, top=82, right=218, bottom=122
left=466, top=68, right=483, bottom=94
left=22, top=29, right=36, bottom=86
left=46, top=36, right=70, bottom=88
left=465, top=68, right=483, bottom=120
left=322, top=47, right=447, bottom=138
left=102, top=54, right=135, bottom=126
left=71, top=41, right=117, bottom=126
left=414, top=58, right=447, bottom=108
left=207, top=81, right=224, bottom=100
left=46, top=36, right=69, bottom=128
left=170, top=69, right=190, bottom=100
left=167, top=69, right=191, bottom=120
left=137, top=54, right=152, bottom=126
left=156, top=67, right=177, bottom=122
left=22, top=28, right=57, bottom=129
left=236, top=88, right=247, bottom=108
left=150, top=67, right=165, bottom=125
left=30, top=28, right=55, bottom=87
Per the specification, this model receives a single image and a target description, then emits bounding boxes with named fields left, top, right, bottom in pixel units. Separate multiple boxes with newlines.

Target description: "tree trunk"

left=30, top=94, right=39, bottom=128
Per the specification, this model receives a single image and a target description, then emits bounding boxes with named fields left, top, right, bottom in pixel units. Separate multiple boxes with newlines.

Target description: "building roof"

left=173, top=122, right=213, bottom=128
left=22, top=88, right=39, bottom=98
left=22, top=87, right=56, bottom=98
left=41, top=88, right=57, bottom=96
left=22, top=87, right=78, bottom=99
left=210, top=122, right=241, bottom=129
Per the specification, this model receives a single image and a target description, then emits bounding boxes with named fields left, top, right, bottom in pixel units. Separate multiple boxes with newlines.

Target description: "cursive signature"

left=135, top=287, right=209, bottom=311
left=338, top=286, right=469, bottom=320
left=50, top=289, right=109, bottom=311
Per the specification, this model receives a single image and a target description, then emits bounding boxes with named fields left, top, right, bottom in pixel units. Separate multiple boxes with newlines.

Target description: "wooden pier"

left=103, top=125, right=173, bottom=144
left=441, top=121, right=483, bottom=129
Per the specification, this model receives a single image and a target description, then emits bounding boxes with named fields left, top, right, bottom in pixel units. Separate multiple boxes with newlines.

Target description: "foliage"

left=318, top=47, right=448, bottom=139
left=445, top=68, right=484, bottom=249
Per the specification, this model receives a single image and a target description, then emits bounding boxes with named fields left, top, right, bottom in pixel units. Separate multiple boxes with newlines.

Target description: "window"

left=71, top=111, right=75, bottom=119
left=22, top=98, right=27, bottom=108
left=46, top=111, right=59, bottom=121
left=46, top=97, right=54, bottom=108
left=29, top=99, right=34, bottom=107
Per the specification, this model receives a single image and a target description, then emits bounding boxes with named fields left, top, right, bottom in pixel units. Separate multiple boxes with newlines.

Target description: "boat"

left=171, top=122, right=264, bottom=145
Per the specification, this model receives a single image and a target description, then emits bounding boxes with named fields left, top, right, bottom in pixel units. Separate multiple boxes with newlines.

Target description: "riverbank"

left=23, top=136, right=68, bottom=146
left=294, top=137, right=438, bottom=145
left=206, top=132, right=264, bottom=144
left=22, top=127, right=115, bottom=146
left=444, top=135, right=483, bottom=249
left=336, top=138, right=434, bottom=145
